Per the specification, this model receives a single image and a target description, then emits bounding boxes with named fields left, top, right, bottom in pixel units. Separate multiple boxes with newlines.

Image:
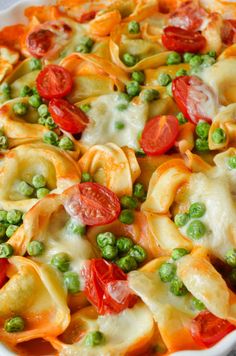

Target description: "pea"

left=166, top=82, right=173, bottom=97
left=135, top=148, right=146, bottom=157
left=195, top=122, right=210, bottom=139
left=189, top=55, right=203, bottom=68
left=45, top=117, right=57, bottom=130
left=7, top=210, right=22, bottom=225
left=13, top=102, right=28, bottom=116
left=38, top=117, right=46, bottom=125
left=171, top=248, right=189, bottom=261
left=176, top=112, right=187, bottom=125
left=229, top=268, right=236, bottom=284
left=189, top=202, right=206, bottom=218
left=29, top=58, right=42, bottom=71
left=128, top=20, right=140, bottom=34
left=0, top=210, right=7, bottom=222
left=191, top=297, right=205, bottom=311
left=81, top=172, right=93, bottom=182
left=85, top=331, right=105, bottom=347
left=63, top=271, right=80, bottom=294
left=133, top=183, right=146, bottom=201
left=1, top=83, right=11, bottom=99
left=183, top=52, right=194, bottom=63
left=159, top=262, right=176, bottom=283
left=4, top=316, right=25, bottom=333
left=115, top=121, right=125, bottom=130
left=208, top=50, right=216, bottom=58
left=27, top=241, right=44, bottom=256
left=176, top=68, right=188, bottom=77
left=129, top=245, right=147, bottom=263
left=116, top=237, right=133, bottom=253
left=51, top=252, right=71, bottom=272
left=59, top=137, right=74, bottom=151
left=17, top=181, right=34, bottom=197
left=79, top=36, right=94, bottom=50
left=186, top=220, right=206, bottom=240
left=158, top=72, right=171, bottom=86
left=201, top=54, right=215, bottom=68
left=29, top=94, right=42, bottom=108
left=225, top=249, right=236, bottom=267
left=167, top=52, right=181, bottom=65
left=119, top=209, right=134, bottom=224
left=76, top=44, right=90, bottom=53
left=170, top=277, right=188, bottom=296
left=0, top=243, right=14, bottom=258
left=142, top=89, right=160, bottom=102
left=174, top=213, right=189, bottom=227
left=6, top=225, right=18, bottom=238
left=38, top=104, right=49, bottom=117
left=32, top=87, right=39, bottom=96
left=43, top=131, right=59, bottom=146
left=67, top=220, right=86, bottom=235
left=211, top=128, right=226, bottom=144
left=0, top=136, right=8, bottom=150
left=0, top=224, right=6, bottom=238
left=131, top=71, right=145, bottom=84
left=120, top=195, right=138, bottom=210
left=122, top=53, right=139, bottom=67
left=20, top=85, right=32, bottom=97
left=116, top=255, right=138, bottom=272
left=228, top=156, right=236, bottom=169
left=32, top=174, right=46, bottom=189
left=36, top=188, right=50, bottom=199
left=195, top=138, right=209, bottom=152
left=80, top=103, right=91, bottom=113
left=96, top=232, right=116, bottom=248
left=102, top=245, right=118, bottom=260
left=118, top=93, right=131, bottom=102
left=126, top=81, right=141, bottom=97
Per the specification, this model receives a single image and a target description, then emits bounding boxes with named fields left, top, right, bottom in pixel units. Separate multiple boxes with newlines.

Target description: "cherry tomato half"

left=64, top=182, right=121, bottom=226
left=190, top=311, right=235, bottom=348
left=82, top=259, right=137, bottom=314
left=0, top=259, right=9, bottom=288
left=36, top=65, right=73, bottom=100
left=140, top=115, right=179, bottom=156
left=26, top=29, right=55, bottom=58
left=162, top=26, right=206, bottom=53
left=172, top=75, right=217, bottom=124
left=49, top=98, right=89, bottom=134
left=221, top=19, right=236, bottom=46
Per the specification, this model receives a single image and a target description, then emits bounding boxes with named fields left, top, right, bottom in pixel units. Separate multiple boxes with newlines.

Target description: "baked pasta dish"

left=1, top=0, right=236, bottom=354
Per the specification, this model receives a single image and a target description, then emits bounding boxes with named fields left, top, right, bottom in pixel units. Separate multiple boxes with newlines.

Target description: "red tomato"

left=172, top=75, right=217, bottom=124
left=36, top=65, right=73, bottom=100
left=221, top=20, right=236, bottom=45
left=162, top=26, right=206, bottom=53
left=140, top=115, right=179, bottom=156
left=78, top=10, right=97, bottom=23
left=82, top=259, right=137, bottom=314
left=64, top=183, right=121, bottom=226
left=169, top=1, right=207, bottom=32
left=26, top=29, right=55, bottom=58
left=190, top=311, right=235, bottom=348
left=49, top=98, right=88, bottom=134
left=0, top=259, right=9, bottom=288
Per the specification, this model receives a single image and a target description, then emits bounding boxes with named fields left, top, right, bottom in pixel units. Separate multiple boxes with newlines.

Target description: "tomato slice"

left=49, top=98, right=88, bottom=134
left=140, top=115, right=179, bottom=156
left=190, top=311, right=235, bottom=348
left=82, top=259, right=137, bottom=315
left=172, top=75, right=217, bottom=124
left=221, top=19, right=236, bottom=46
left=162, top=26, right=206, bottom=53
left=0, top=259, right=9, bottom=288
left=26, top=29, right=55, bottom=58
left=64, top=183, right=121, bottom=226
left=78, top=10, right=97, bottom=23
left=36, top=65, right=73, bottom=100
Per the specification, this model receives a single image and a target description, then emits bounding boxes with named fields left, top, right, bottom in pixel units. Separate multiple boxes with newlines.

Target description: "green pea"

left=174, top=213, right=189, bottom=227
left=118, top=93, right=131, bottom=102
left=80, top=103, right=91, bottom=113
left=128, top=20, right=140, bottom=34
left=229, top=268, right=236, bottom=284
left=29, top=94, right=42, bottom=108
left=135, top=148, right=146, bottom=157
left=85, top=331, right=105, bottom=347
left=81, top=172, right=93, bottom=182
left=27, top=240, right=44, bottom=256
left=211, top=128, right=226, bottom=144
left=51, top=252, right=71, bottom=272
left=6, top=225, right=18, bottom=238
left=0, top=210, right=7, bottom=222
left=102, top=245, right=118, bottom=260
left=29, top=58, right=42, bottom=71
left=38, top=104, right=49, bottom=117
left=116, top=103, right=128, bottom=111
left=191, top=297, right=205, bottom=311
left=195, top=122, right=210, bottom=139
left=0, top=243, right=14, bottom=258
left=96, top=232, right=116, bottom=248
left=122, top=53, right=139, bottom=67
left=208, top=50, right=216, bottom=58
left=17, top=181, right=34, bottom=197
left=45, top=117, right=57, bottom=130
left=1, top=83, right=11, bottom=99
left=20, top=85, right=32, bottom=97
left=228, top=156, right=236, bottom=169
left=0, top=136, right=8, bottom=150
left=167, top=52, right=181, bottom=65
left=126, top=81, right=141, bottom=97
left=176, top=112, right=187, bottom=125
left=158, top=72, right=171, bottom=86
left=129, top=245, right=147, bottom=263
left=187, top=220, right=206, bottom=240
left=79, top=36, right=94, bottom=49
left=142, top=89, right=160, bottom=102
left=67, top=220, right=86, bottom=235
left=225, top=249, right=236, bottom=267
left=120, top=195, right=138, bottom=210
left=115, top=121, right=125, bottom=130
left=76, top=44, right=90, bottom=53
left=38, top=117, right=46, bottom=125
left=4, top=316, right=25, bottom=333
left=13, top=102, right=28, bottom=116
left=166, top=82, right=173, bottom=97
left=189, top=201, right=206, bottom=218
left=0, top=224, right=6, bottom=238
left=116, top=237, right=133, bottom=253
left=176, top=68, right=188, bottom=77
left=32, top=174, right=46, bottom=189
left=32, top=87, right=39, bottom=96
left=195, top=138, right=209, bottom=152
left=189, top=55, right=203, bottom=68
left=36, top=188, right=50, bottom=199
left=133, top=183, right=146, bottom=201
left=116, top=255, right=138, bottom=272
left=170, top=277, right=188, bottom=296
left=64, top=271, right=80, bottom=294
left=171, top=248, right=189, bottom=261
left=59, top=137, right=74, bottom=151
left=131, top=71, right=145, bottom=84
left=119, top=209, right=134, bottom=224
left=7, top=210, right=22, bottom=225
left=43, top=131, right=59, bottom=146
left=159, top=262, right=176, bottom=283
left=201, top=54, right=215, bottom=68
left=183, top=52, right=194, bottom=63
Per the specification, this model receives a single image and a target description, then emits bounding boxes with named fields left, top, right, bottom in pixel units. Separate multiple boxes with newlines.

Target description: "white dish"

left=0, top=1, right=235, bottom=355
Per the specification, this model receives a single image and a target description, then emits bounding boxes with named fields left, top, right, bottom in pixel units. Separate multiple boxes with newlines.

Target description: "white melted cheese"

left=81, top=93, right=148, bottom=150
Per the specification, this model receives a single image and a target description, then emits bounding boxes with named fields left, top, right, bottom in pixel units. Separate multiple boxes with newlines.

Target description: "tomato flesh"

left=190, top=311, right=235, bottom=348
left=0, top=259, right=9, bottom=288
left=26, top=29, right=54, bottom=58
left=64, top=182, right=121, bottom=226
left=140, top=115, right=179, bottom=156
left=49, top=98, right=88, bottom=134
left=162, top=26, right=206, bottom=53
left=36, top=65, right=73, bottom=100
left=82, top=259, right=137, bottom=314
left=78, top=11, right=97, bottom=23
left=221, top=19, right=236, bottom=45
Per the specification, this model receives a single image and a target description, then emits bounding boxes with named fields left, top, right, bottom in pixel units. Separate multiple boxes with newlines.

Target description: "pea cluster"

left=195, top=121, right=210, bottom=152
left=17, top=174, right=50, bottom=200
left=43, top=131, right=74, bottom=151
left=174, top=202, right=207, bottom=240
left=0, top=209, right=23, bottom=242
left=96, top=231, right=147, bottom=273
left=76, top=36, right=94, bottom=54
left=38, top=104, right=57, bottom=130
left=13, top=87, right=42, bottom=117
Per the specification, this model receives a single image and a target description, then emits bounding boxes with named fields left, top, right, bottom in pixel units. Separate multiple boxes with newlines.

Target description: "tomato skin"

left=82, top=259, right=137, bottom=315
left=140, top=115, right=179, bottom=156
left=190, top=311, right=235, bottom=348
left=64, top=183, right=121, bottom=226
left=162, top=26, right=206, bottom=53
left=26, top=29, right=54, bottom=58
left=221, top=20, right=236, bottom=46
left=78, top=11, right=97, bottom=23
left=36, top=65, right=73, bottom=100
left=0, top=259, right=9, bottom=288
left=49, top=98, right=88, bottom=134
